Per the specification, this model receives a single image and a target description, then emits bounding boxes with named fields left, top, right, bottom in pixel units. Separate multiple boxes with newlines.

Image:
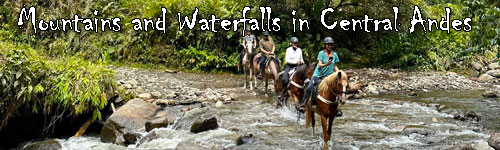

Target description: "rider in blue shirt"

left=299, top=37, right=343, bottom=117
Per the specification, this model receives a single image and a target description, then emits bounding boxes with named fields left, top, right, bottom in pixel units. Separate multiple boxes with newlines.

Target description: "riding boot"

left=336, top=109, right=343, bottom=117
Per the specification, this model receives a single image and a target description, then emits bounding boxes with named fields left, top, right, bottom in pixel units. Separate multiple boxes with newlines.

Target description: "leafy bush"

left=0, top=49, right=45, bottom=128
left=0, top=42, right=115, bottom=131
left=174, top=46, right=238, bottom=71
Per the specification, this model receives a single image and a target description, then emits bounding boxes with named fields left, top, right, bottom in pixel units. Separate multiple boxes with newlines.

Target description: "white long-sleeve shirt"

left=285, top=47, right=304, bottom=64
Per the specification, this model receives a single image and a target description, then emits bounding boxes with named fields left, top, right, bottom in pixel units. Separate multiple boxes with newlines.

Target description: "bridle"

left=317, top=76, right=348, bottom=105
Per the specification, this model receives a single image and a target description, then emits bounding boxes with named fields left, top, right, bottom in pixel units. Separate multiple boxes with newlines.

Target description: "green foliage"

left=1, top=0, right=499, bottom=72
left=45, top=57, right=115, bottom=121
left=174, top=46, right=238, bottom=71
left=0, top=41, right=115, bottom=130
left=0, top=49, right=45, bottom=127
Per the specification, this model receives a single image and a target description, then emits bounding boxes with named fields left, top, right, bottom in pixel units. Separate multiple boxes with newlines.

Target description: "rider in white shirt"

left=282, top=37, right=304, bottom=86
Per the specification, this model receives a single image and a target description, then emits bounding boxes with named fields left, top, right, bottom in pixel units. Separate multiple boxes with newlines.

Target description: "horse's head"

left=333, top=71, right=350, bottom=103
left=245, top=42, right=254, bottom=54
left=318, top=70, right=350, bottom=104
left=305, top=62, right=317, bottom=79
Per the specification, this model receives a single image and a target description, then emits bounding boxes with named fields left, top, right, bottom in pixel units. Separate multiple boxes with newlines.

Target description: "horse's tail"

left=305, top=99, right=313, bottom=128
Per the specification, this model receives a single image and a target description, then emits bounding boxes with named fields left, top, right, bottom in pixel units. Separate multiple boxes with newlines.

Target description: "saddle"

left=278, top=67, right=297, bottom=77
left=264, top=55, right=275, bottom=67
left=311, top=77, right=325, bottom=106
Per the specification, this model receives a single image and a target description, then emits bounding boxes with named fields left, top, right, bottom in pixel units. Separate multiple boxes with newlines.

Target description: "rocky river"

left=21, top=67, right=500, bottom=150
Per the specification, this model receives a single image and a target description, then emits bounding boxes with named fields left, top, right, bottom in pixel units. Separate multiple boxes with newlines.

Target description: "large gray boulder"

left=478, top=74, right=495, bottom=82
left=489, top=63, right=500, bottom=70
left=173, top=108, right=206, bottom=130
left=100, top=98, right=160, bottom=145
left=487, top=70, right=500, bottom=78
left=190, top=114, right=219, bottom=133
left=482, top=91, right=499, bottom=98
left=145, top=109, right=177, bottom=132
left=171, top=108, right=219, bottom=133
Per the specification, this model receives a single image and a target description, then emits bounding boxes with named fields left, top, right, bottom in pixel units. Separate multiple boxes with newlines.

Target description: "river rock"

left=22, top=139, right=61, bottom=150
left=465, top=111, right=481, bottom=122
left=472, top=62, right=484, bottom=71
left=474, top=141, right=494, bottom=150
left=489, top=132, right=500, bottom=150
left=145, top=118, right=169, bottom=132
left=215, top=101, right=224, bottom=108
left=483, top=91, right=499, bottom=98
left=145, top=109, right=176, bottom=132
left=229, top=93, right=238, bottom=100
left=446, top=143, right=474, bottom=150
left=236, top=134, right=254, bottom=145
left=408, top=91, right=418, bottom=97
left=478, top=74, right=495, bottom=82
left=191, top=114, right=219, bottom=133
left=489, top=63, right=500, bottom=70
left=365, top=84, right=379, bottom=95
left=129, top=79, right=138, bottom=86
left=151, top=91, right=162, bottom=99
left=175, top=141, right=209, bottom=150
left=137, top=131, right=158, bottom=146
left=138, top=93, right=152, bottom=100
left=155, top=99, right=176, bottom=107
left=402, top=126, right=434, bottom=136
left=123, top=84, right=133, bottom=89
left=101, top=98, right=160, bottom=145
left=173, top=108, right=206, bottom=130
left=487, top=70, right=500, bottom=78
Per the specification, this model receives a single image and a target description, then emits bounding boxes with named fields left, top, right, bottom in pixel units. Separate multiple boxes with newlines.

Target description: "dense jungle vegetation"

left=0, top=0, right=499, bottom=133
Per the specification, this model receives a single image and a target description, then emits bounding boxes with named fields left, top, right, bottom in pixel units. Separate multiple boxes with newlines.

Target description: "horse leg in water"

left=249, top=66, right=254, bottom=90
left=243, top=67, right=247, bottom=89
left=254, top=71, right=258, bottom=88
left=327, top=115, right=335, bottom=150
left=320, top=114, right=329, bottom=150
left=264, top=75, right=269, bottom=96
left=291, top=92, right=303, bottom=122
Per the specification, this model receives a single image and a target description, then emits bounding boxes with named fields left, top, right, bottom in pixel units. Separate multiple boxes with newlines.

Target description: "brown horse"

left=252, top=53, right=281, bottom=96
left=305, top=71, right=350, bottom=150
left=278, top=63, right=315, bottom=120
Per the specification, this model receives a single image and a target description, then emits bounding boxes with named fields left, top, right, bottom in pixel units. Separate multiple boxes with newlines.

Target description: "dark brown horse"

left=305, top=71, right=350, bottom=150
left=278, top=63, right=315, bottom=120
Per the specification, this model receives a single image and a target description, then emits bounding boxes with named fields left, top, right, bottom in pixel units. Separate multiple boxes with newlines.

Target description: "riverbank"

left=17, top=66, right=500, bottom=150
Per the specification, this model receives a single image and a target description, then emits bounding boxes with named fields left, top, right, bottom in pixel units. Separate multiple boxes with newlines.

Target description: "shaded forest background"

left=0, top=0, right=499, bottom=134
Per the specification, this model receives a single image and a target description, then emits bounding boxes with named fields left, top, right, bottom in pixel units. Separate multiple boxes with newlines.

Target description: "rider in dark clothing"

left=258, top=31, right=275, bottom=78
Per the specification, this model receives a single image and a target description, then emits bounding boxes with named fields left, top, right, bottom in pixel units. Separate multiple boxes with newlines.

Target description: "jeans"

left=259, top=55, right=267, bottom=73
left=306, top=76, right=319, bottom=93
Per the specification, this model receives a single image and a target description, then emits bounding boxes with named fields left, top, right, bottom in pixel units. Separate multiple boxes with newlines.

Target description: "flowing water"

left=48, top=74, right=500, bottom=150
